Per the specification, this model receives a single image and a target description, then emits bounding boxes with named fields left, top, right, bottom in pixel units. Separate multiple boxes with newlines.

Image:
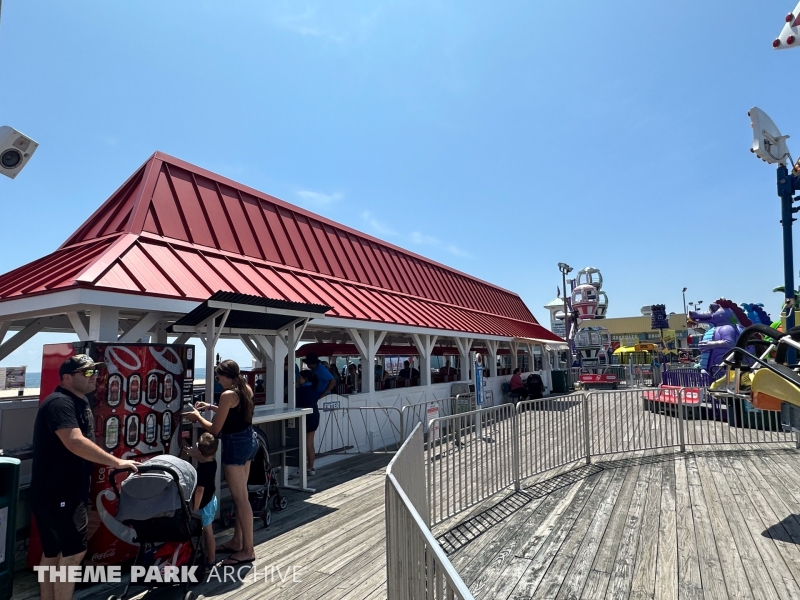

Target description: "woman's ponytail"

left=215, top=359, right=254, bottom=423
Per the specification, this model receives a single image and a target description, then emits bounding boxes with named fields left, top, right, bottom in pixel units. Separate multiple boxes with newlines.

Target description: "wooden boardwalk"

left=11, top=390, right=800, bottom=600
left=441, top=447, right=800, bottom=599
left=11, top=452, right=392, bottom=600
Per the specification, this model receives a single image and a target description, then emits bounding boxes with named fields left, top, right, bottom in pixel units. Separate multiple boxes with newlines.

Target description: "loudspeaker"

left=0, top=126, right=39, bottom=179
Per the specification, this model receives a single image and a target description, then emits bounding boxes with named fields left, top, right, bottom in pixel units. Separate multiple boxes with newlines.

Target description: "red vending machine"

left=29, top=342, right=194, bottom=566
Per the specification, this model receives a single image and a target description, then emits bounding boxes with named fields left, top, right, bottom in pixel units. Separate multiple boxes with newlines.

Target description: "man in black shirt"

left=398, top=360, right=420, bottom=381
left=30, top=355, right=139, bottom=600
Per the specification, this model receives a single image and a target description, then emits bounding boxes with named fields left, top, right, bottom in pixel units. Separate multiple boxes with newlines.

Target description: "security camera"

left=0, top=126, right=39, bottom=179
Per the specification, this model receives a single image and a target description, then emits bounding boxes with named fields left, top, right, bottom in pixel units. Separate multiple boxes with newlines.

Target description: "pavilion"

left=0, top=151, right=565, bottom=407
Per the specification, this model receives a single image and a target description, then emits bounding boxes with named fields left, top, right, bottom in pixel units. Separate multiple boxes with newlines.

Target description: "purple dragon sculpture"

left=688, top=302, right=747, bottom=379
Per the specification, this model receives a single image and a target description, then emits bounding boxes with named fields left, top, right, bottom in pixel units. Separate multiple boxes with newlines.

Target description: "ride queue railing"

left=387, top=387, right=798, bottom=598
left=386, top=424, right=475, bottom=600
left=422, top=387, right=797, bottom=527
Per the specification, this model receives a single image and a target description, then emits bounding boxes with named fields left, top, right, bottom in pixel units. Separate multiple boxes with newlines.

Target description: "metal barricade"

left=568, top=367, right=582, bottom=390
left=588, top=388, right=683, bottom=456
left=315, top=406, right=403, bottom=455
left=661, top=368, right=710, bottom=388
left=516, top=395, right=588, bottom=479
left=426, top=404, right=516, bottom=526
left=682, top=389, right=795, bottom=447
left=400, top=397, right=455, bottom=441
left=386, top=424, right=474, bottom=600
left=604, top=365, right=631, bottom=387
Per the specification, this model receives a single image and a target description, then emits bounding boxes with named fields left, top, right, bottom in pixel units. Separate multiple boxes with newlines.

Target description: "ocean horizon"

left=22, top=368, right=208, bottom=389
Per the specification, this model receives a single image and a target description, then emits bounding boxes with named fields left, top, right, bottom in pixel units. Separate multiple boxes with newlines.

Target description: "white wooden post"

left=88, top=306, right=120, bottom=341
left=412, top=333, right=438, bottom=387
left=253, top=334, right=287, bottom=406
left=509, top=340, right=520, bottom=371
left=348, top=328, right=387, bottom=396
left=485, top=339, right=499, bottom=377
left=453, top=337, right=474, bottom=382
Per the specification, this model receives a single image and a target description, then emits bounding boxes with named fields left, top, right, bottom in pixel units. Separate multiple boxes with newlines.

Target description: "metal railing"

left=422, top=387, right=799, bottom=527
left=426, top=404, right=516, bottom=526
left=386, top=424, right=474, bottom=600
left=516, top=396, right=588, bottom=480
left=315, top=406, right=403, bottom=455
left=385, top=386, right=799, bottom=598
left=400, top=397, right=456, bottom=441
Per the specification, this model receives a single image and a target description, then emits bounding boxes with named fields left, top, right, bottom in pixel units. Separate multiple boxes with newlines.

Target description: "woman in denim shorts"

left=184, top=359, right=257, bottom=566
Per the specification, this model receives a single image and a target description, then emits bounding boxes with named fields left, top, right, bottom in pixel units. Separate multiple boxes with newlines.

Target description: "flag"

left=557, top=286, right=561, bottom=298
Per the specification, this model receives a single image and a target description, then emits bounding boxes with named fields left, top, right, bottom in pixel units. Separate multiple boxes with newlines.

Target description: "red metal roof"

left=0, top=152, right=562, bottom=341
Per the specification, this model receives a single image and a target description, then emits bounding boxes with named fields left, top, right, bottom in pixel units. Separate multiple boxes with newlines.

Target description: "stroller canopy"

left=115, top=454, right=197, bottom=522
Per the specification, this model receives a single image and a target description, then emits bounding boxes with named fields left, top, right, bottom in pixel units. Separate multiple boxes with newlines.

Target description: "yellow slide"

left=751, top=366, right=800, bottom=410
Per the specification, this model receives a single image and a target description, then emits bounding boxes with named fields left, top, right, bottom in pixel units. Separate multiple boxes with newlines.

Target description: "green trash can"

left=0, top=457, right=20, bottom=600
left=551, top=370, right=568, bottom=394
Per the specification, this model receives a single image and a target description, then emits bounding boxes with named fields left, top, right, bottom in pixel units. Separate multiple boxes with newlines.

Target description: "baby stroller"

left=220, top=428, right=287, bottom=529
left=526, top=373, right=545, bottom=400
left=107, top=454, right=204, bottom=600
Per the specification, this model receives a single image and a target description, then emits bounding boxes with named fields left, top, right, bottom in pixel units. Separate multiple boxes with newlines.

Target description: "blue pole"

left=778, top=165, right=797, bottom=362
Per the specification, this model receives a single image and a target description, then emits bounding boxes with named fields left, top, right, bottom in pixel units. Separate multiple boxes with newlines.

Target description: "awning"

left=169, top=291, right=331, bottom=335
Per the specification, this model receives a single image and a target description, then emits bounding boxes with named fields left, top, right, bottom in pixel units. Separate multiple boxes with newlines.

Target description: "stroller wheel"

left=107, top=596, right=120, bottom=600
left=262, top=509, right=272, bottom=528
left=221, top=509, right=233, bottom=528
left=278, top=496, right=288, bottom=510
left=184, top=592, right=196, bottom=600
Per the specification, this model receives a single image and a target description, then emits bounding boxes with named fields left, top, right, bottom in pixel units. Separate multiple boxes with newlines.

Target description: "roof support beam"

left=347, top=329, right=387, bottom=393
left=67, top=312, right=90, bottom=342
left=509, top=340, right=520, bottom=371
left=88, top=306, right=119, bottom=342
left=412, top=334, right=438, bottom=387
left=118, top=312, right=163, bottom=343
left=0, top=318, right=49, bottom=362
left=453, top=337, right=473, bottom=382
left=174, top=332, right=192, bottom=345
left=485, top=339, right=499, bottom=377
left=239, top=334, right=263, bottom=365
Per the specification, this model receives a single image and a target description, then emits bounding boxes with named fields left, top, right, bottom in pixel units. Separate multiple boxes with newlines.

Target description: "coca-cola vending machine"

left=28, top=342, right=194, bottom=566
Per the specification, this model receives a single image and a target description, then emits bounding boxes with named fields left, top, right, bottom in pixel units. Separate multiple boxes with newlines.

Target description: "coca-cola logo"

left=91, top=549, right=116, bottom=562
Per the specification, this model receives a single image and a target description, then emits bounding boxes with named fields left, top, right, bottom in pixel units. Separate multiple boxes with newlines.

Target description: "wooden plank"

left=698, top=454, right=776, bottom=600
left=629, top=456, right=664, bottom=600
left=536, top=466, right=623, bottom=598
left=452, top=491, right=554, bottom=583
left=691, top=453, right=752, bottom=600
left=580, top=453, right=645, bottom=599
left=554, top=459, right=629, bottom=599
left=720, top=452, right=800, bottom=598
left=456, top=484, right=574, bottom=588
left=674, top=454, right=704, bottom=600
left=654, top=456, right=678, bottom=600
left=507, top=468, right=604, bottom=598
left=604, top=457, right=653, bottom=598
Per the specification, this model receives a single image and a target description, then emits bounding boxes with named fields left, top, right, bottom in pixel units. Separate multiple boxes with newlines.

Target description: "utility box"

left=551, top=370, right=569, bottom=394
left=0, top=457, right=20, bottom=600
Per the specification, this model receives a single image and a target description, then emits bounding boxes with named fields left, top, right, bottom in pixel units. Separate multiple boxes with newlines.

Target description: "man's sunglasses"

left=71, top=369, right=97, bottom=378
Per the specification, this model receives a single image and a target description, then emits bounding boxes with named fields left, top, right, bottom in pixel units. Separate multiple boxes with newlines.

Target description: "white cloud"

left=362, top=211, right=397, bottom=237
left=409, top=231, right=471, bottom=258
left=296, top=189, right=344, bottom=206
left=266, top=2, right=383, bottom=44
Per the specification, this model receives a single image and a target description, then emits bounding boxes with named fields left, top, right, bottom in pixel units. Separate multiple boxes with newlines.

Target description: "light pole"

left=682, top=287, right=687, bottom=319
left=558, top=262, right=573, bottom=341
left=749, top=106, right=796, bottom=361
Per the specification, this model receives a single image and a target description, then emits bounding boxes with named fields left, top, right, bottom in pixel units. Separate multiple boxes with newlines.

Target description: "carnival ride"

left=562, top=267, right=618, bottom=389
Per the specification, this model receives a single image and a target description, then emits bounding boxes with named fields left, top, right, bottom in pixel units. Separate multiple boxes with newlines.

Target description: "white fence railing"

left=315, top=406, right=403, bottom=455
left=385, top=387, right=800, bottom=598
left=421, top=387, right=798, bottom=527
left=426, top=404, right=516, bottom=526
left=386, top=424, right=474, bottom=600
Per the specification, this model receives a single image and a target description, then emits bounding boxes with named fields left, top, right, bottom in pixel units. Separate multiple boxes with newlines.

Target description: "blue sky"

left=0, top=0, right=797, bottom=372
